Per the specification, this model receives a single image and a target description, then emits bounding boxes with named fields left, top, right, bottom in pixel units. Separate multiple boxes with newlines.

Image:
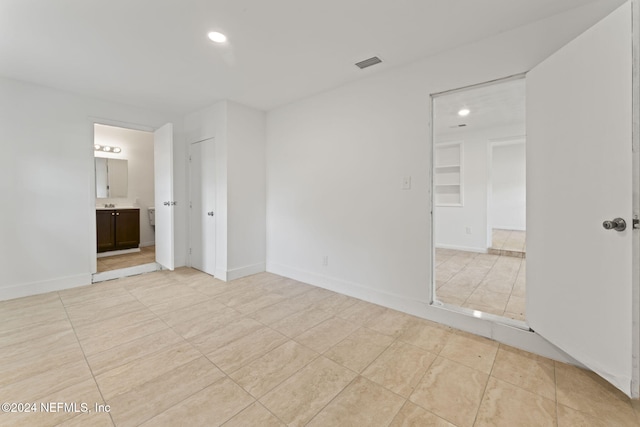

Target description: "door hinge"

left=189, top=202, right=192, bottom=208
left=189, top=155, right=192, bottom=162
left=189, top=248, right=192, bottom=254
left=634, top=215, right=639, bottom=229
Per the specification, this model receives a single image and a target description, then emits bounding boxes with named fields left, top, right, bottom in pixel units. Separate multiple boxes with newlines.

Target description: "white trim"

left=226, top=263, right=266, bottom=281
left=0, top=274, right=91, bottom=301
left=267, top=262, right=582, bottom=366
left=96, top=248, right=141, bottom=258
left=435, top=244, right=488, bottom=253
left=214, top=269, right=228, bottom=281
left=91, top=263, right=159, bottom=283
left=491, top=226, right=526, bottom=232
left=631, top=0, right=640, bottom=399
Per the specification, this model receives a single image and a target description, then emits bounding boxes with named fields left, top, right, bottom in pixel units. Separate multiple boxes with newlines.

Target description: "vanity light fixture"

left=458, top=108, right=470, bottom=117
left=94, top=144, right=121, bottom=154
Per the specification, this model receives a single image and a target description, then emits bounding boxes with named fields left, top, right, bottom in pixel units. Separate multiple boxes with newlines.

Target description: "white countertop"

left=96, top=206, right=140, bottom=210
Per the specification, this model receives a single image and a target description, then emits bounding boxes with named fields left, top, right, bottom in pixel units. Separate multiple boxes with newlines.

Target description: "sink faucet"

left=104, top=203, right=115, bottom=208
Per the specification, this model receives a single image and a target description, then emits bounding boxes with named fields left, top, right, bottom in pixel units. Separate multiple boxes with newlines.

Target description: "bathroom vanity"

left=96, top=207, right=140, bottom=253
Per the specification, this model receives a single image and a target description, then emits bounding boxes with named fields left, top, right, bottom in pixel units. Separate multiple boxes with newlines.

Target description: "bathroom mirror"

left=95, top=158, right=128, bottom=198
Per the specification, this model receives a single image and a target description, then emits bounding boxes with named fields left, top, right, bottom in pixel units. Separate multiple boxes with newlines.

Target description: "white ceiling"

left=0, top=0, right=612, bottom=115
left=434, top=78, right=526, bottom=137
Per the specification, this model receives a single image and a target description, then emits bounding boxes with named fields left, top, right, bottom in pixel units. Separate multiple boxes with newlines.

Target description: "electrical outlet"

left=322, top=255, right=329, bottom=267
left=466, top=227, right=472, bottom=234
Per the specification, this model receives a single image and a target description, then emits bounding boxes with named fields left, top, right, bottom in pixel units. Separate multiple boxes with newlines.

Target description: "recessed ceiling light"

left=207, top=31, right=227, bottom=43
left=458, top=108, right=470, bottom=117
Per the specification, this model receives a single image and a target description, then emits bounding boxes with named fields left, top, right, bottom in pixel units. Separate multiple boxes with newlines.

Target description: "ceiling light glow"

left=207, top=31, right=227, bottom=43
left=458, top=108, right=470, bottom=117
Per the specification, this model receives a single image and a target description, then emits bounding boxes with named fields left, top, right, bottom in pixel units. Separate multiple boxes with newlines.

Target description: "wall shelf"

left=434, top=142, right=463, bottom=206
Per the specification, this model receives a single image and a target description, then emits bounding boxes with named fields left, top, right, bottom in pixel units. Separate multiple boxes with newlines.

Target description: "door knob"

left=207, top=211, right=215, bottom=216
left=603, top=218, right=626, bottom=231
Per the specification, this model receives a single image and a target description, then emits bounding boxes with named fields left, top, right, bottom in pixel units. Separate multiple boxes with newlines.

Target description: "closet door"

left=189, top=138, right=216, bottom=276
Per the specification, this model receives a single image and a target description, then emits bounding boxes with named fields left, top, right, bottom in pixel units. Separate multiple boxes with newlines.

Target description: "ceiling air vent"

left=355, top=56, right=382, bottom=69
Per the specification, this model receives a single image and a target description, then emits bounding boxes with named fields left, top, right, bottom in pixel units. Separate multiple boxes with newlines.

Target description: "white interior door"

left=527, top=2, right=634, bottom=395
left=189, top=138, right=216, bottom=275
left=154, top=123, right=175, bottom=270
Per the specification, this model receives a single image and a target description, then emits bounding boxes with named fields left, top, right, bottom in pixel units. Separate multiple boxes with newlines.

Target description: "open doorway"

left=432, top=76, right=526, bottom=320
left=93, top=124, right=157, bottom=276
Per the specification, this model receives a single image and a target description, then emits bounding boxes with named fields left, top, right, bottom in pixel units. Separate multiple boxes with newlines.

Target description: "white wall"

left=227, top=101, right=267, bottom=279
left=183, top=100, right=266, bottom=281
left=491, top=142, right=526, bottom=230
left=94, top=124, right=156, bottom=246
left=266, top=2, right=619, bottom=310
left=0, top=76, right=185, bottom=300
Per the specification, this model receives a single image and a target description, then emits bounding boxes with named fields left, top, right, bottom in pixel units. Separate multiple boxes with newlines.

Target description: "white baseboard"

left=492, top=226, right=526, bottom=231
left=266, top=262, right=581, bottom=367
left=226, top=262, right=266, bottom=281
left=0, top=274, right=92, bottom=301
left=214, top=269, right=228, bottom=282
left=97, top=248, right=141, bottom=258
left=435, top=244, right=488, bottom=253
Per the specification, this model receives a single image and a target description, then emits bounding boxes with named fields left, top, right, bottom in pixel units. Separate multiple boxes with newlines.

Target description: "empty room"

left=1, top=0, right=639, bottom=426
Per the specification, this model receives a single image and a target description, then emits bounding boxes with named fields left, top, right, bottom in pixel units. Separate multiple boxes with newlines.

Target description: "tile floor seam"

left=469, top=340, right=502, bottom=427
left=360, top=335, right=439, bottom=402
left=56, top=291, right=117, bottom=427
left=78, top=278, right=232, bottom=422
left=137, top=374, right=255, bottom=427
left=302, top=375, right=362, bottom=426
left=436, top=249, right=526, bottom=319
left=249, top=350, right=324, bottom=401
left=449, top=252, right=500, bottom=308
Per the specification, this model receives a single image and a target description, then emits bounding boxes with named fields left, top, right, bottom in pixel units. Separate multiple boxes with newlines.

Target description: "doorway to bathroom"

left=93, top=123, right=157, bottom=279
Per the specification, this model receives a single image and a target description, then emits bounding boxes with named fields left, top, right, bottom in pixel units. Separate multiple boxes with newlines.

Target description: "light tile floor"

left=436, top=249, right=526, bottom=320
left=489, top=229, right=526, bottom=257
left=1, top=269, right=638, bottom=426
left=97, top=246, right=156, bottom=273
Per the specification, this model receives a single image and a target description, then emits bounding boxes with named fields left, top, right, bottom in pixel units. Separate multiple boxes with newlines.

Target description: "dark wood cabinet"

left=96, top=209, right=140, bottom=253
